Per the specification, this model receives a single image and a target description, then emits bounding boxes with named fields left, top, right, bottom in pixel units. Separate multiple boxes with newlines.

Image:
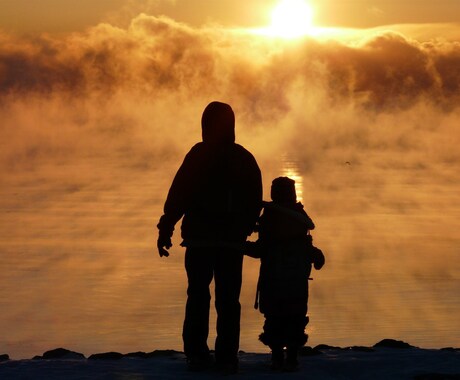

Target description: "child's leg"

left=270, top=345, right=284, bottom=370
left=259, top=315, right=285, bottom=370
left=286, top=315, right=309, bottom=347
left=259, top=314, right=284, bottom=347
left=284, top=346, right=299, bottom=371
left=285, top=315, right=309, bottom=371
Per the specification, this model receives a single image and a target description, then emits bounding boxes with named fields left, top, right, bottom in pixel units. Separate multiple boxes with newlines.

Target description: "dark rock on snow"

left=119, top=350, right=182, bottom=359
left=145, top=349, right=182, bottom=358
left=314, top=344, right=342, bottom=350
left=299, top=346, right=323, bottom=356
left=88, top=352, right=124, bottom=360
left=441, top=347, right=460, bottom=352
left=374, top=339, right=416, bottom=349
left=347, top=346, right=375, bottom=352
left=124, top=351, right=149, bottom=359
left=42, top=348, right=85, bottom=360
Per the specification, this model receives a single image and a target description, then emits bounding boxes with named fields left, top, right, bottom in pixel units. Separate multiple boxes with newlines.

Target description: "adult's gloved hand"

left=157, top=215, right=175, bottom=257
left=157, top=235, right=172, bottom=257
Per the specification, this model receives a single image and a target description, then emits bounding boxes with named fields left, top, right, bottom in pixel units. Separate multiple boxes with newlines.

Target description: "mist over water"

left=1, top=15, right=459, bottom=358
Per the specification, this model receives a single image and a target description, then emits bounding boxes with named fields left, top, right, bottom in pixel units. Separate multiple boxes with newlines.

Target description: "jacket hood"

left=201, top=101, right=235, bottom=144
left=271, top=176, right=297, bottom=204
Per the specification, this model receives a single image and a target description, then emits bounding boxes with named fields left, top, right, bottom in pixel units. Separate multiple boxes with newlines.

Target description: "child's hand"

left=312, top=247, right=325, bottom=270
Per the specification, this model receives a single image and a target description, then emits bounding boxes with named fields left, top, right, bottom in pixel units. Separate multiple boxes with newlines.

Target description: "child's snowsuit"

left=247, top=200, right=324, bottom=349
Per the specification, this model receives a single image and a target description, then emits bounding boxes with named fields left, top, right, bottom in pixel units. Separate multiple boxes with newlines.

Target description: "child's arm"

left=306, top=234, right=325, bottom=270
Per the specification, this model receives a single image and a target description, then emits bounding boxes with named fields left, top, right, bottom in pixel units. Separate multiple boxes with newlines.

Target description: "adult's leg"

left=182, top=247, right=214, bottom=360
left=213, top=248, right=243, bottom=367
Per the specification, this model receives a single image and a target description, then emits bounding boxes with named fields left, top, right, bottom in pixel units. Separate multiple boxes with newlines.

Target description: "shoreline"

left=2, top=338, right=459, bottom=362
left=1, top=340, right=459, bottom=380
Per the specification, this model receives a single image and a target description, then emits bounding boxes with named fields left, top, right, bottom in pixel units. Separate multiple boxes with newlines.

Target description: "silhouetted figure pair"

left=246, top=177, right=325, bottom=371
left=157, top=102, right=325, bottom=373
left=157, top=101, right=262, bottom=373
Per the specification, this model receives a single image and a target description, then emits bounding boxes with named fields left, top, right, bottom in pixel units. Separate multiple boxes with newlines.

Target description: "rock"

left=348, top=346, right=375, bottom=352
left=42, top=348, right=85, bottom=360
left=0, top=354, right=9, bottom=362
left=124, top=351, right=149, bottom=359
left=374, top=339, right=415, bottom=349
left=314, top=344, right=342, bottom=350
left=298, top=346, right=323, bottom=356
left=145, top=349, right=182, bottom=358
left=88, top=352, right=124, bottom=360
left=441, top=347, right=460, bottom=352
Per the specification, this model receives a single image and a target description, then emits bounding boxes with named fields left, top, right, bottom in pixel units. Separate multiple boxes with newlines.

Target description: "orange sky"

left=1, top=0, right=460, bottom=34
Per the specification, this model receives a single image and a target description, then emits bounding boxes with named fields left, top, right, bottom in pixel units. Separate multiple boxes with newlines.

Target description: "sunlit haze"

left=0, top=0, right=459, bottom=360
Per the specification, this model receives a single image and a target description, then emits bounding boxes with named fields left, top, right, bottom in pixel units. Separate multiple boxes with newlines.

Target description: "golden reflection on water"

left=281, top=154, right=303, bottom=202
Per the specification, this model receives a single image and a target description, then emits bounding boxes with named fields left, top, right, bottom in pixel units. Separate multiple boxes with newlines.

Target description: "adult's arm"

left=242, top=150, right=263, bottom=236
left=157, top=144, right=203, bottom=256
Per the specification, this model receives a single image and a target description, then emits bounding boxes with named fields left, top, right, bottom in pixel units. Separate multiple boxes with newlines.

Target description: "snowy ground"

left=1, top=342, right=459, bottom=380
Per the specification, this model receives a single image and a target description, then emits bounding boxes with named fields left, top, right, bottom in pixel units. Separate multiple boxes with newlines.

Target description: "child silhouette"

left=246, top=177, right=325, bottom=371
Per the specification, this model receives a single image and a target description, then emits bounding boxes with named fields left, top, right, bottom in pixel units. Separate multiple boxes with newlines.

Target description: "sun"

left=269, top=0, right=315, bottom=38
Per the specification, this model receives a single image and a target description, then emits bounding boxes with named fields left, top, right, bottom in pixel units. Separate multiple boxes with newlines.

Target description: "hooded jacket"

left=158, top=102, right=263, bottom=246
left=256, top=202, right=315, bottom=316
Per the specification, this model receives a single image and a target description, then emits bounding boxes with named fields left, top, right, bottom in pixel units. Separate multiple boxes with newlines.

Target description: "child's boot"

left=284, top=346, right=299, bottom=372
left=270, top=346, right=284, bottom=371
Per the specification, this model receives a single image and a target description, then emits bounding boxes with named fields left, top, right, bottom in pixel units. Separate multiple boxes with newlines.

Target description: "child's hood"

left=262, top=201, right=315, bottom=230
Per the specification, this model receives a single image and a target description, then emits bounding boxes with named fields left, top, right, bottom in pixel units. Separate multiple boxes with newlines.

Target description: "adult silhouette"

left=157, top=101, right=262, bottom=372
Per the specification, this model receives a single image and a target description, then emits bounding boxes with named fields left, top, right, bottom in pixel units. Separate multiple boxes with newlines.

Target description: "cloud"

left=1, top=15, right=459, bottom=211
left=367, top=7, right=385, bottom=17
left=1, top=16, right=459, bottom=103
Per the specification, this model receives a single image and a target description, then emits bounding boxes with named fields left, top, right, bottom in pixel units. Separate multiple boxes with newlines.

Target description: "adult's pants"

left=182, top=246, right=243, bottom=364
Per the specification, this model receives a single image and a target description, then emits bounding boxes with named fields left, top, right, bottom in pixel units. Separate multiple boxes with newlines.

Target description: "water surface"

left=1, top=158, right=459, bottom=359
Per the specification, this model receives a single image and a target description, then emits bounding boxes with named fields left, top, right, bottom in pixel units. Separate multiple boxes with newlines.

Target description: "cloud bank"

left=1, top=16, right=459, bottom=103
left=1, top=15, right=459, bottom=171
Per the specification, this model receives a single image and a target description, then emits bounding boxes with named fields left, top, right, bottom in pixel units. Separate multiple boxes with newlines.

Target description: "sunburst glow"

left=269, top=0, right=315, bottom=38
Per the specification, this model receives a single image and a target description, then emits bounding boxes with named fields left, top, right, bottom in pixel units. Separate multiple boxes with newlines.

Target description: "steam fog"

left=1, top=15, right=459, bottom=358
